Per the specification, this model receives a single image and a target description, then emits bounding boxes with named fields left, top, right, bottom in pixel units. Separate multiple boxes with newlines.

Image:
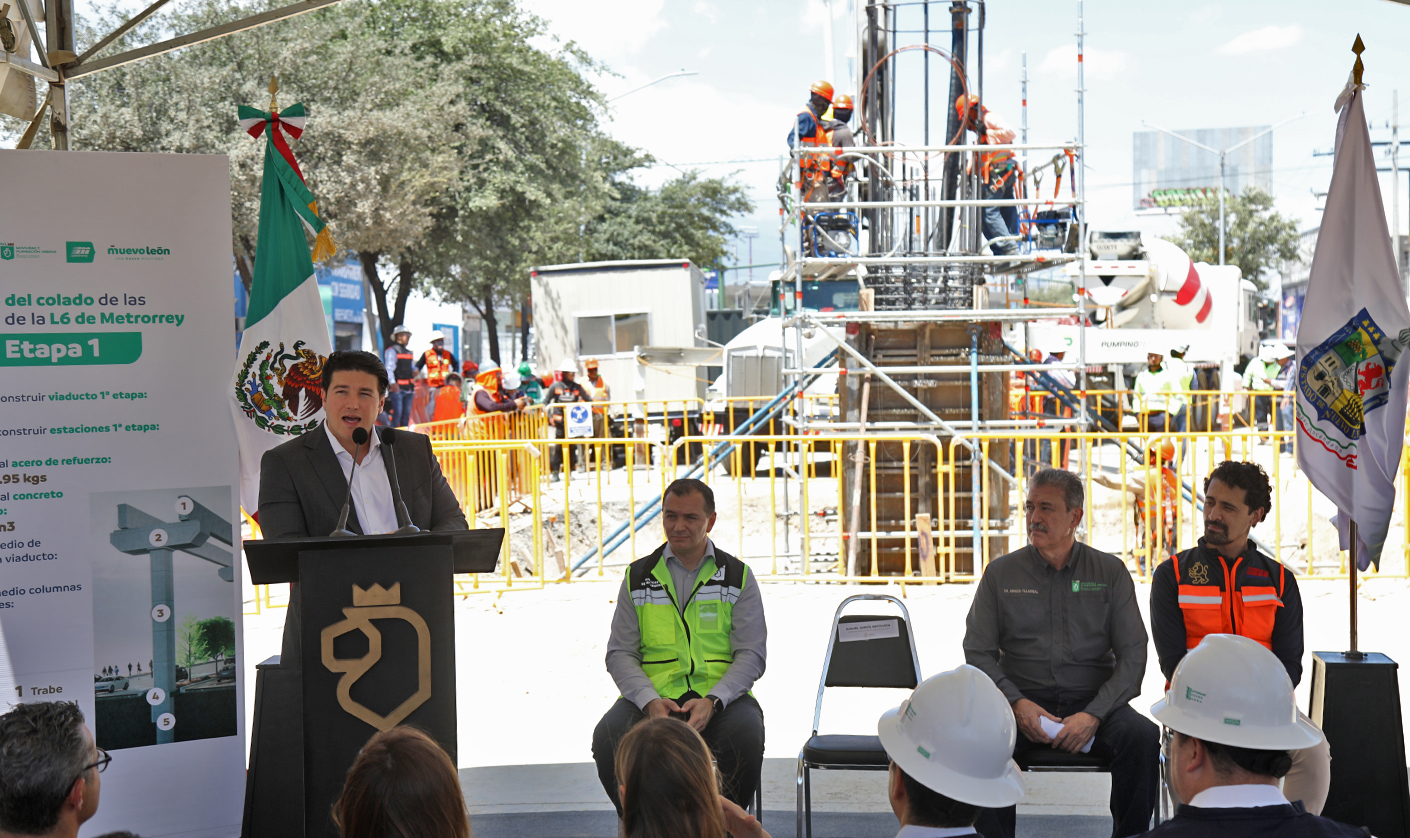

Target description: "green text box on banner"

left=1, top=332, right=143, bottom=366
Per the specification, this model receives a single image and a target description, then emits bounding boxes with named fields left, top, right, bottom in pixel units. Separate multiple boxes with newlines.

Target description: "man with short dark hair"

left=1150, top=460, right=1329, bottom=813
left=1147, top=634, right=1361, bottom=838
left=964, top=467, right=1158, bottom=838
left=722, top=664, right=1025, bottom=838
left=258, top=349, right=468, bottom=666
left=591, top=478, right=767, bottom=814
left=0, top=702, right=106, bottom=838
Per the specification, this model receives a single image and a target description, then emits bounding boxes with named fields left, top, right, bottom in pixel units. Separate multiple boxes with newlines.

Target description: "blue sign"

left=317, top=262, right=365, bottom=324
left=703, top=270, right=719, bottom=290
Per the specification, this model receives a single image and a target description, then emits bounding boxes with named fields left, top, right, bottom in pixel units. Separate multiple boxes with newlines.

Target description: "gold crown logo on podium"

left=352, top=582, right=401, bottom=607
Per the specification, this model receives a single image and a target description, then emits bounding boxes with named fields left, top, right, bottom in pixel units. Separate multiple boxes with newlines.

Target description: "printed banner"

left=0, top=150, right=244, bottom=837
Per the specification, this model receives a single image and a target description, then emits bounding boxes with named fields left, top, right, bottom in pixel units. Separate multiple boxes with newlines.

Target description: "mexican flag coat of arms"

left=229, top=100, right=337, bottom=515
left=1295, top=81, right=1410, bottom=570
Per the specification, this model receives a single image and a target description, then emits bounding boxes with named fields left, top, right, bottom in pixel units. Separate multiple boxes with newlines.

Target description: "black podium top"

left=1314, top=651, right=1399, bottom=668
left=244, top=529, right=504, bottom=584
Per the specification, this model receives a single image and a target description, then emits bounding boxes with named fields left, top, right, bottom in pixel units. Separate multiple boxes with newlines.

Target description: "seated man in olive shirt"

left=963, top=468, right=1158, bottom=838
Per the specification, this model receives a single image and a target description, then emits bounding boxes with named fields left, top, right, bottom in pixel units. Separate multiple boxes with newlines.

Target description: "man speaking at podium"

left=258, top=350, right=468, bottom=666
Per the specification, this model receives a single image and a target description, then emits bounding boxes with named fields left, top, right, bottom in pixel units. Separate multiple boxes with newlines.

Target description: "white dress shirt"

left=895, top=825, right=980, bottom=838
left=1188, top=783, right=1290, bottom=809
left=324, top=423, right=399, bottom=535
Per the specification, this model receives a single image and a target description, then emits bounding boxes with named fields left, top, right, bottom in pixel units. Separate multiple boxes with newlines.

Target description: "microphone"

left=379, top=428, right=421, bottom=535
left=330, top=426, right=370, bottom=537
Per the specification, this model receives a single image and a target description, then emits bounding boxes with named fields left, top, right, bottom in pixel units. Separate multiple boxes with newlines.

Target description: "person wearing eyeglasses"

left=0, top=702, right=109, bottom=838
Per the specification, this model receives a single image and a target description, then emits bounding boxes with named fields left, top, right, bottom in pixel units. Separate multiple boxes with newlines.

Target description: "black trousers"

left=591, top=693, right=765, bottom=814
left=975, top=698, right=1158, bottom=838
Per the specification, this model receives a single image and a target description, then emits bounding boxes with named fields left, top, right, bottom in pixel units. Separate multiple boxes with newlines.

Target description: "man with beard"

left=963, top=468, right=1158, bottom=838
left=1149, top=460, right=1330, bottom=814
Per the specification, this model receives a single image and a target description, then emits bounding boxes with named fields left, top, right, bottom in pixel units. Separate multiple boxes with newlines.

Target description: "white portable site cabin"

left=530, top=259, right=709, bottom=407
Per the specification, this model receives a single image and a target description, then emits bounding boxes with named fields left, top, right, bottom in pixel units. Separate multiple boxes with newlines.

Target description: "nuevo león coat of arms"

left=235, top=339, right=326, bottom=435
left=1299, top=308, right=1410, bottom=441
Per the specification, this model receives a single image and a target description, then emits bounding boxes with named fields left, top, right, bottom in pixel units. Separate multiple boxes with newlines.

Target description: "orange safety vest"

left=795, top=107, right=830, bottom=184
left=423, top=348, right=454, bottom=387
left=1171, top=545, right=1286, bottom=652
left=432, top=385, right=465, bottom=422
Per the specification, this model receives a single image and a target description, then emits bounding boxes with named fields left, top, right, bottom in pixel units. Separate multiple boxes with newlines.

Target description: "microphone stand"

left=330, top=427, right=369, bottom=537
left=379, top=427, right=422, bottom=535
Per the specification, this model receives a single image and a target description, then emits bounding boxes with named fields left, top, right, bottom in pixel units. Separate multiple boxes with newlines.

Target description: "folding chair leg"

left=805, top=764, right=814, bottom=838
left=796, top=754, right=805, bottom=838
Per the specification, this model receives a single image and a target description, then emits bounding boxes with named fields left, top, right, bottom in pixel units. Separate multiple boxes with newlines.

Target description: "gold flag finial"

left=268, top=75, right=279, bottom=113
left=1353, top=35, right=1365, bottom=86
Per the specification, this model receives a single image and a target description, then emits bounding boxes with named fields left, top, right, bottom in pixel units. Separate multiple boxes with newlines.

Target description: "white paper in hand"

left=1039, top=716, right=1093, bottom=753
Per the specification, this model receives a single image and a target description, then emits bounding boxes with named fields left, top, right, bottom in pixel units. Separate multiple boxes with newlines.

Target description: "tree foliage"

left=16, top=0, right=754, bottom=362
left=197, top=616, right=237, bottom=660
left=176, top=613, right=208, bottom=669
left=1166, top=187, right=1301, bottom=291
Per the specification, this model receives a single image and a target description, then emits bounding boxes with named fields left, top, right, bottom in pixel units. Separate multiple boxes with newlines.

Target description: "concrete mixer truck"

left=1027, top=231, right=1262, bottom=426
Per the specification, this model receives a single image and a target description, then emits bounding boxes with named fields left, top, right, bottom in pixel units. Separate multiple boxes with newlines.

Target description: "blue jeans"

left=1278, top=398, right=1295, bottom=453
left=388, top=388, right=414, bottom=428
left=982, top=176, right=1018, bottom=255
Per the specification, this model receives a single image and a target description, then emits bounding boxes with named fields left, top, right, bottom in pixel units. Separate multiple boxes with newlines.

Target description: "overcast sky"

left=524, top=0, right=1410, bottom=277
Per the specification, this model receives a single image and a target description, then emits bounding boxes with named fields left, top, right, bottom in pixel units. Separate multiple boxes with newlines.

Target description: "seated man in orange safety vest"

left=1149, top=460, right=1331, bottom=814
left=470, top=360, right=527, bottom=417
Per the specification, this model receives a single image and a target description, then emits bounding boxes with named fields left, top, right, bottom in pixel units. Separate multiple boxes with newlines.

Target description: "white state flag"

left=1295, top=83, right=1410, bottom=570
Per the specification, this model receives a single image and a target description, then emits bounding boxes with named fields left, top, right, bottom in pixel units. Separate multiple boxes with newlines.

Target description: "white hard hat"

left=502, top=372, right=522, bottom=389
left=1151, top=634, right=1323, bottom=751
left=478, top=360, right=500, bottom=375
left=876, top=665, right=1025, bottom=808
left=557, top=357, right=578, bottom=374
left=1172, top=343, right=1191, bottom=355
left=427, top=330, right=445, bottom=342
left=391, top=324, right=411, bottom=336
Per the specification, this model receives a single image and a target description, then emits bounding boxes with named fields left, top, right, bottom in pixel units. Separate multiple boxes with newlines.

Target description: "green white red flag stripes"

left=229, top=101, right=335, bottom=515
left=1294, top=83, right=1410, bottom=570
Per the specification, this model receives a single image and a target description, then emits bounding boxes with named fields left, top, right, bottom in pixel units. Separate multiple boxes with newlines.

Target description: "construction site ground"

left=239, top=438, right=1410, bottom=837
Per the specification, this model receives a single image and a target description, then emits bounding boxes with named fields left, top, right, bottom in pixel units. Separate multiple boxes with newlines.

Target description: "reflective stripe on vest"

left=629, top=547, right=749, bottom=700
left=424, top=349, right=453, bottom=387
left=796, top=108, right=828, bottom=179
left=1172, top=548, right=1285, bottom=651
left=393, top=348, right=416, bottom=385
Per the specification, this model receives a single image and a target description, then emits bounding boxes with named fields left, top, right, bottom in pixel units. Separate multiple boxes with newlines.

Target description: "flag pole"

left=1348, top=519, right=1362, bottom=657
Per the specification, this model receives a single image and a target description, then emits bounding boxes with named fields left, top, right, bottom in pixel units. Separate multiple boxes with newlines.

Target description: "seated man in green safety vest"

left=591, top=477, right=767, bottom=814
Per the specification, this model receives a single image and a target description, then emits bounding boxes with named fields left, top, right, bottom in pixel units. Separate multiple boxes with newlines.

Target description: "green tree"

left=197, top=616, right=237, bottom=661
left=1166, top=187, right=1301, bottom=291
left=176, top=613, right=209, bottom=669
left=582, top=169, right=754, bottom=271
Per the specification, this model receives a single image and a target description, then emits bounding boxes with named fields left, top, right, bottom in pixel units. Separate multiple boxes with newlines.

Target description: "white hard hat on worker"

left=1152, top=634, right=1322, bottom=751
left=877, top=664, right=1026, bottom=808
left=558, top=358, right=578, bottom=375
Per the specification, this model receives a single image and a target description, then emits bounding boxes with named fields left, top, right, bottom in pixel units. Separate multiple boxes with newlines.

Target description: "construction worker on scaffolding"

left=1148, top=634, right=1356, bottom=837
left=823, top=93, right=856, bottom=200
left=956, top=93, right=1020, bottom=257
left=787, top=80, right=835, bottom=203
left=1149, top=460, right=1331, bottom=816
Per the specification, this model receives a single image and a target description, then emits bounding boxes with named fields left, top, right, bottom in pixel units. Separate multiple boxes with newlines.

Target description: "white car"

left=94, top=675, right=129, bottom=693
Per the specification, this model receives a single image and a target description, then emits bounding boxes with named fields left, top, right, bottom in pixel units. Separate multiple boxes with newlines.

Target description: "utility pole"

left=1142, top=114, right=1305, bottom=265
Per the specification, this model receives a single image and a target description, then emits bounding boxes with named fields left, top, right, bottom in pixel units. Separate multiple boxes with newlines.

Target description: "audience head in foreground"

left=0, top=701, right=105, bottom=838
left=615, top=717, right=727, bottom=838
left=877, top=665, right=1025, bottom=830
left=333, top=726, right=469, bottom=838
left=721, top=666, right=1025, bottom=838
left=1152, top=633, right=1322, bottom=806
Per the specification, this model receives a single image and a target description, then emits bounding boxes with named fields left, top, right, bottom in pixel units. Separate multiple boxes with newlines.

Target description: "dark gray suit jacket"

left=258, top=425, right=468, bottom=665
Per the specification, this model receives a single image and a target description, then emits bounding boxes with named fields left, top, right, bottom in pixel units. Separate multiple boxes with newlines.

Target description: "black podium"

left=241, top=530, right=503, bottom=838
left=1310, top=651, right=1410, bottom=838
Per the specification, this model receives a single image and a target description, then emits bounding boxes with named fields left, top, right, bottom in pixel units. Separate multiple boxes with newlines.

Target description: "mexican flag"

left=1295, top=81, right=1410, bottom=570
left=229, top=102, right=337, bottom=515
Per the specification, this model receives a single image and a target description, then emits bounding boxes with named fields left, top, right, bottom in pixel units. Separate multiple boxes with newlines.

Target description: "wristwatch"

left=707, top=694, right=723, bottom=714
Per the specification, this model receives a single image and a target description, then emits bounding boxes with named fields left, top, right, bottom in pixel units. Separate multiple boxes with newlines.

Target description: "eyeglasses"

left=72, top=748, right=111, bottom=787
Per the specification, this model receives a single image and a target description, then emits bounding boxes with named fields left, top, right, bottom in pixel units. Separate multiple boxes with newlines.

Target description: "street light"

left=1141, top=114, right=1305, bottom=265
left=611, top=70, right=698, bottom=102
